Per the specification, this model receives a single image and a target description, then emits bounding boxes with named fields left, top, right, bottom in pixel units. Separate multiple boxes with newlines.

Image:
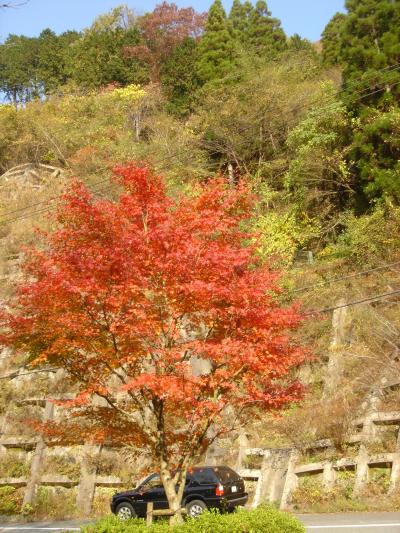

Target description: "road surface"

left=299, top=512, right=400, bottom=532
left=1, top=513, right=400, bottom=532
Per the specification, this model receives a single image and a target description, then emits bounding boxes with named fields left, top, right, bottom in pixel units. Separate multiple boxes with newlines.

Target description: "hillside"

left=0, top=0, right=400, bottom=521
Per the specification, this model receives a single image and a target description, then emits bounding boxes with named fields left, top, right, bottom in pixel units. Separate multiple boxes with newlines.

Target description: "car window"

left=192, top=468, right=219, bottom=484
left=212, top=466, right=240, bottom=483
left=141, top=474, right=163, bottom=490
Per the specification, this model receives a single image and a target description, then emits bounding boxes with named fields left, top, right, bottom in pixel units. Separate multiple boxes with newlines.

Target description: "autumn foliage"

left=124, top=2, right=206, bottom=80
left=1, top=164, right=307, bottom=517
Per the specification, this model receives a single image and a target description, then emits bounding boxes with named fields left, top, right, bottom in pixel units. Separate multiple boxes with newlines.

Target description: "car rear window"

left=212, top=466, right=240, bottom=483
left=192, top=468, right=219, bottom=484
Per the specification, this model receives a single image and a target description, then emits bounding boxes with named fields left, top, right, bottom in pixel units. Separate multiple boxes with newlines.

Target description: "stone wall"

left=234, top=409, right=400, bottom=509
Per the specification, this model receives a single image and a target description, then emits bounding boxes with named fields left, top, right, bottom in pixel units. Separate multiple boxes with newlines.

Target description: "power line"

left=0, top=147, right=217, bottom=225
left=305, top=289, right=400, bottom=316
left=0, top=367, right=58, bottom=380
left=5, top=67, right=400, bottom=218
left=0, top=176, right=112, bottom=219
left=294, top=261, right=400, bottom=293
left=1, top=67, right=399, bottom=226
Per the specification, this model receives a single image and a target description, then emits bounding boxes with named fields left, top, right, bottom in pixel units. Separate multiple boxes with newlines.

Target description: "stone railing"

left=236, top=410, right=400, bottom=509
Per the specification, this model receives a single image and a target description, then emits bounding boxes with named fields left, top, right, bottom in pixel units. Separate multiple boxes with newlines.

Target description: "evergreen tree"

left=161, top=37, right=200, bottom=116
left=196, top=0, right=237, bottom=85
left=351, top=108, right=400, bottom=203
left=340, top=0, right=400, bottom=107
left=247, top=0, right=286, bottom=58
left=0, top=34, right=39, bottom=105
left=67, top=26, right=147, bottom=89
left=229, top=0, right=253, bottom=43
left=287, top=34, right=314, bottom=53
left=321, top=12, right=346, bottom=66
left=37, top=29, right=79, bottom=94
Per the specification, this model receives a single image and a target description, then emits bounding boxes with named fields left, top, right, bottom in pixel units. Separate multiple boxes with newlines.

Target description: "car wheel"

left=186, top=499, right=206, bottom=518
left=116, top=501, right=136, bottom=520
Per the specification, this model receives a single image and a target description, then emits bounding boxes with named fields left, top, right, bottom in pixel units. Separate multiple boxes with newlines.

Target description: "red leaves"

left=1, top=163, right=309, bottom=463
left=124, top=2, right=206, bottom=80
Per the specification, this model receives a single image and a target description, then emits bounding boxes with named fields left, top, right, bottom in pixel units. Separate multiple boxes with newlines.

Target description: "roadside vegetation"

left=81, top=506, right=305, bottom=533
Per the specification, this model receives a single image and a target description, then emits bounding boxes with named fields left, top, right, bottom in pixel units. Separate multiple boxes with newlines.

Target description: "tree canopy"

left=1, top=164, right=306, bottom=521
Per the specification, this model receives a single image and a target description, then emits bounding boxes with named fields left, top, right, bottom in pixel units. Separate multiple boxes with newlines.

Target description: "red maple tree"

left=2, top=164, right=307, bottom=521
left=124, top=2, right=206, bottom=81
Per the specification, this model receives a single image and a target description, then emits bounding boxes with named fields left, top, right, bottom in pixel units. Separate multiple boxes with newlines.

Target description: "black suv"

left=111, top=466, right=248, bottom=519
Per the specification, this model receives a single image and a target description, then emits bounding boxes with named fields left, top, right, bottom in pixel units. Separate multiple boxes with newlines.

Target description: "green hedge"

left=81, top=506, right=305, bottom=533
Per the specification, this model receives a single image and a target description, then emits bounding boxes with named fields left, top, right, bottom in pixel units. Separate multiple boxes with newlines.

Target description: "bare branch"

left=0, top=0, right=29, bottom=8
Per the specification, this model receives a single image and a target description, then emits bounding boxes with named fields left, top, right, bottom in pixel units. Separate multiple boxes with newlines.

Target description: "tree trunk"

left=228, top=163, right=235, bottom=188
left=160, top=461, right=187, bottom=525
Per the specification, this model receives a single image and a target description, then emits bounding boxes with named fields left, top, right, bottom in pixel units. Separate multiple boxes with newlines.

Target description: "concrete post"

left=266, top=450, right=293, bottom=504
left=23, top=400, right=54, bottom=506
left=76, top=444, right=101, bottom=516
left=235, top=430, right=249, bottom=472
left=353, top=445, right=369, bottom=495
left=279, top=449, right=299, bottom=510
left=323, top=300, right=347, bottom=398
left=389, top=453, right=400, bottom=494
left=322, top=462, right=335, bottom=489
left=389, top=430, right=400, bottom=494
left=251, top=451, right=270, bottom=508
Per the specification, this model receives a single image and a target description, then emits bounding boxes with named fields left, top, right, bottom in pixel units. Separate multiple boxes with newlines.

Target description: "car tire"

left=115, top=501, right=136, bottom=520
left=186, top=499, right=206, bottom=518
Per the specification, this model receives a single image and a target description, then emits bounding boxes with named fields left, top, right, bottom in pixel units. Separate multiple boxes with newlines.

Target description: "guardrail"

left=145, top=502, right=187, bottom=526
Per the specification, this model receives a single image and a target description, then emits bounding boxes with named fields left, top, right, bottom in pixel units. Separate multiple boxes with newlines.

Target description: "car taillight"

left=216, top=484, right=224, bottom=496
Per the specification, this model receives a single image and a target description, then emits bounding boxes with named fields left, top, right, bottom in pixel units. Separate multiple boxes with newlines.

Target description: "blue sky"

left=0, top=0, right=345, bottom=43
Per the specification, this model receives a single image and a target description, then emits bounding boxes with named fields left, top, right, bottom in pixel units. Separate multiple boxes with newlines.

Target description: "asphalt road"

left=299, top=512, right=400, bottom=532
left=1, top=513, right=400, bottom=532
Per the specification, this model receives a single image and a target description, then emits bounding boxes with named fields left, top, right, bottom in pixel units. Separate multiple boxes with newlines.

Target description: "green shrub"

left=320, top=204, right=400, bottom=265
left=82, top=506, right=305, bottom=533
left=42, top=455, right=81, bottom=481
left=0, top=486, right=23, bottom=515
left=0, top=453, right=30, bottom=478
left=33, top=486, right=77, bottom=520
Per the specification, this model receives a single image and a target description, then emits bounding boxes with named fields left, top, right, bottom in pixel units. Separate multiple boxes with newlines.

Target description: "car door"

left=139, top=474, right=168, bottom=511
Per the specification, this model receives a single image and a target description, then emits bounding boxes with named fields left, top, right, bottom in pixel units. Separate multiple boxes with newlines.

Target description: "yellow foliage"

left=254, top=210, right=320, bottom=266
left=107, top=84, right=146, bottom=107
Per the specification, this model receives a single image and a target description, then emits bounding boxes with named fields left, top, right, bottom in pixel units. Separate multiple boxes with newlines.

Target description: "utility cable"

left=0, top=367, right=58, bottom=380
left=305, top=288, right=400, bottom=316
left=0, top=70, right=399, bottom=226
left=293, top=261, right=400, bottom=293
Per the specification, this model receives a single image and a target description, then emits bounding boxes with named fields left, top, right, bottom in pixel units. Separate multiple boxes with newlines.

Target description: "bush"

left=0, top=453, right=30, bottom=478
left=81, top=506, right=305, bottom=533
left=33, top=486, right=77, bottom=520
left=321, top=204, right=400, bottom=265
left=0, top=486, right=23, bottom=515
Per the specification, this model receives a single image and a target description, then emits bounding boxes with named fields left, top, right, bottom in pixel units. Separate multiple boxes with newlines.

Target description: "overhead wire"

left=305, top=289, right=400, bottom=316
left=0, top=63, right=399, bottom=226
left=0, top=367, right=58, bottom=380
left=293, top=261, right=400, bottom=293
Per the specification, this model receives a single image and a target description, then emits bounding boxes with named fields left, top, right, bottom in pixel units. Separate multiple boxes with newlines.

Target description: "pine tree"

left=67, top=26, right=147, bottom=89
left=161, top=37, right=200, bottom=115
left=340, top=0, right=400, bottom=107
left=0, top=34, right=39, bottom=105
left=229, top=0, right=253, bottom=43
left=329, top=0, right=400, bottom=204
left=288, top=34, right=314, bottom=53
left=37, top=29, right=79, bottom=93
left=321, top=12, right=346, bottom=66
left=196, top=0, right=237, bottom=85
left=247, top=0, right=286, bottom=58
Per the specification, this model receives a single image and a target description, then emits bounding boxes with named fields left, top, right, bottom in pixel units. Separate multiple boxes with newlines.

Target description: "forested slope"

left=0, top=0, right=400, bottom=516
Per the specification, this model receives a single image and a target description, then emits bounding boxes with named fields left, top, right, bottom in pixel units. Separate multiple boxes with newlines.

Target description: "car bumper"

left=226, top=494, right=248, bottom=508
left=205, top=493, right=248, bottom=509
